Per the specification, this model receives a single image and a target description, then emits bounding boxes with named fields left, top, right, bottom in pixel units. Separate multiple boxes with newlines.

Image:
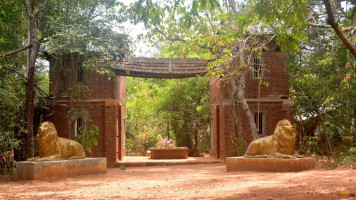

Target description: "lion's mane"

left=272, top=119, right=296, bottom=155
left=37, top=122, right=61, bottom=158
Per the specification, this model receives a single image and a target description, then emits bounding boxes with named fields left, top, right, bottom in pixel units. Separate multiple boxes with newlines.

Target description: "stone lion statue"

left=244, top=119, right=298, bottom=158
left=27, top=121, right=85, bottom=161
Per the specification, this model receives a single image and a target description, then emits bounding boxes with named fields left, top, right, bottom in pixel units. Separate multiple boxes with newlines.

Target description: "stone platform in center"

left=16, top=158, right=107, bottom=181
left=149, top=147, right=189, bottom=159
left=226, top=157, right=315, bottom=172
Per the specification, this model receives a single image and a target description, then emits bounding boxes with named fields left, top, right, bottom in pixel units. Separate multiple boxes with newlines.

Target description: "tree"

left=37, top=0, right=130, bottom=139
left=156, top=77, right=211, bottom=154
left=0, top=0, right=28, bottom=165
left=126, top=77, right=161, bottom=155
left=24, top=0, right=40, bottom=159
left=322, top=0, right=356, bottom=57
left=125, top=76, right=211, bottom=155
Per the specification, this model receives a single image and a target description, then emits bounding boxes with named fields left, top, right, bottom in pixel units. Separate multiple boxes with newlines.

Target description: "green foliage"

left=0, top=132, right=21, bottom=175
left=38, top=0, right=131, bottom=73
left=298, top=136, right=322, bottom=156
left=126, top=76, right=210, bottom=156
left=291, top=30, right=356, bottom=158
left=232, top=137, right=248, bottom=155
left=126, top=77, right=162, bottom=156
left=119, top=164, right=126, bottom=172
left=155, top=77, right=211, bottom=152
left=0, top=65, right=27, bottom=171
left=76, top=124, right=99, bottom=153
left=0, top=0, right=27, bottom=57
left=242, top=0, right=308, bottom=52
left=332, top=147, right=356, bottom=168
left=286, top=1, right=356, bottom=166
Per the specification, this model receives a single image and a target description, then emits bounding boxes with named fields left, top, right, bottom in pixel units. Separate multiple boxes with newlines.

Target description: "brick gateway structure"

left=46, top=39, right=293, bottom=164
left=209, top=40, right=294, bottom=159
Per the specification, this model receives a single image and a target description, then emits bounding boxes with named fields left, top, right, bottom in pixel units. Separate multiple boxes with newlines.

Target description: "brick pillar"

left=118, top=105, right=125, bottom=160
left=104, top=100, right=119, bottom=163
left=223, top=103, right=238, bottom=158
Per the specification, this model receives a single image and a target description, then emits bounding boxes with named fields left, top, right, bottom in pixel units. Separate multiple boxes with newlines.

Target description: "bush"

left=0, top=132, right=21, bottom=175
left=299, top=136, right=322, bottom=156
left=339, top=147, right=356, bottom=166
left=76, top=124, right=99, bottom=154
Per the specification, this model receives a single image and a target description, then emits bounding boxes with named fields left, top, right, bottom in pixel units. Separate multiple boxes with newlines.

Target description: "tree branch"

left=1, top=44, right=32, bottom=57
left=149, top=20, right=215, bottom=54
left=2, top=66, right=49, bottom=98
left=308, top=23, right=331, bottom=29
left=1, top=37, right=48, bottom=58
left=323, top=0, right=356, bottom=58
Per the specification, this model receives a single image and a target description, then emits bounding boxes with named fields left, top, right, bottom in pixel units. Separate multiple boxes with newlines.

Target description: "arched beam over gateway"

left=111, top=57, right=210, bottom=78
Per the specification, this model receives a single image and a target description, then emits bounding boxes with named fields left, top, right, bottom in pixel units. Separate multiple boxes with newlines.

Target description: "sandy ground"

left=1, top=162, right=356, bottom=200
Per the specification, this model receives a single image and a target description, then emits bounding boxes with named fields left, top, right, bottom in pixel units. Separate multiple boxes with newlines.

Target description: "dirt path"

left=1, top=162, right=355, bottom=199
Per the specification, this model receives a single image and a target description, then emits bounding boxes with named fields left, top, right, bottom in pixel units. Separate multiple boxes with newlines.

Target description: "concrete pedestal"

left=226, top=157, right=315, bottom=172
left=150, top=147, right=189, bottom=159
left=16, top=158, right=106, bottom=181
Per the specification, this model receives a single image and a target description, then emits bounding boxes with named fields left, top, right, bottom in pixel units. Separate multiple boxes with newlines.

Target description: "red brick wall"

left=49, top=56, right=116, bottom=100
left=46, top=101, right=106, bottom=158
left=209, top=76, right=229, bottom=105
left=86, top=102, right=106, bottom=158
left=46, top=103, right=70, bottom=138
left=48, top=55, right=127, bottom=163
left=87, top=73, right=115, bottom=99
left=245, top=40, right=290, bottom=99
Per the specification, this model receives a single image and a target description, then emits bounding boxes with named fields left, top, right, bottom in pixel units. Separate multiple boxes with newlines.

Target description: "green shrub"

left=299, top=136, right=322, bottom=155
left=339, top=147, right=356, bottom=165
left=76, top=124, right=99, bottom=154
left=0, top=132, right=21, bottom=175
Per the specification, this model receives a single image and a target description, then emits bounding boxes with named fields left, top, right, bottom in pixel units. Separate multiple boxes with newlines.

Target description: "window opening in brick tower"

left=253, top=58, right=263, bottom=78
left=75, top=117, right=83, bottom=137
left=254, top=113, right=263, bottom=135
left=77, top=64, right=84, bottom=83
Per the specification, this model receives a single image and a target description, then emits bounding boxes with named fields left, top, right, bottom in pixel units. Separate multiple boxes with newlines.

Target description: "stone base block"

left=226, top=157, right=315, bottom=172
left=16, top=158, right=106, bottom=181
left=150, top=147, right=188, bottom=159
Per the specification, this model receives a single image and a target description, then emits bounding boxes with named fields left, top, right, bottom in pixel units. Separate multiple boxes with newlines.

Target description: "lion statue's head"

left=273, top=119, right=296, bottom=155
left=37, top=121, right=60, bottom=158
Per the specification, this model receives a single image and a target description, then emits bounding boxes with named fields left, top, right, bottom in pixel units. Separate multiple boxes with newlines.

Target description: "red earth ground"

left=0, top=160, right=355, bottom=200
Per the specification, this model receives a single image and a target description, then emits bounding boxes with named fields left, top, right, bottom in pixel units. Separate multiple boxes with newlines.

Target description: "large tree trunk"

left=235, top=71, right=259, bottom=140
left=236, top=41, right=259, bottom=139
left=24, top=0, right=39, bottom=159
left=224, top=42, right=259, bottom=142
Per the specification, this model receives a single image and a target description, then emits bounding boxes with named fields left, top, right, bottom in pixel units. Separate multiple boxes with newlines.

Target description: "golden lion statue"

left=27, top=121, right=85, bottom=161
left=244, top=119, right=298, bottom=158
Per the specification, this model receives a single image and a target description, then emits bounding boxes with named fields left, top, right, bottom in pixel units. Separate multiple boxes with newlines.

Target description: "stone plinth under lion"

left=226, top=119, right=315, bottom=172
left=16, top=122, right=106, bottom=180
